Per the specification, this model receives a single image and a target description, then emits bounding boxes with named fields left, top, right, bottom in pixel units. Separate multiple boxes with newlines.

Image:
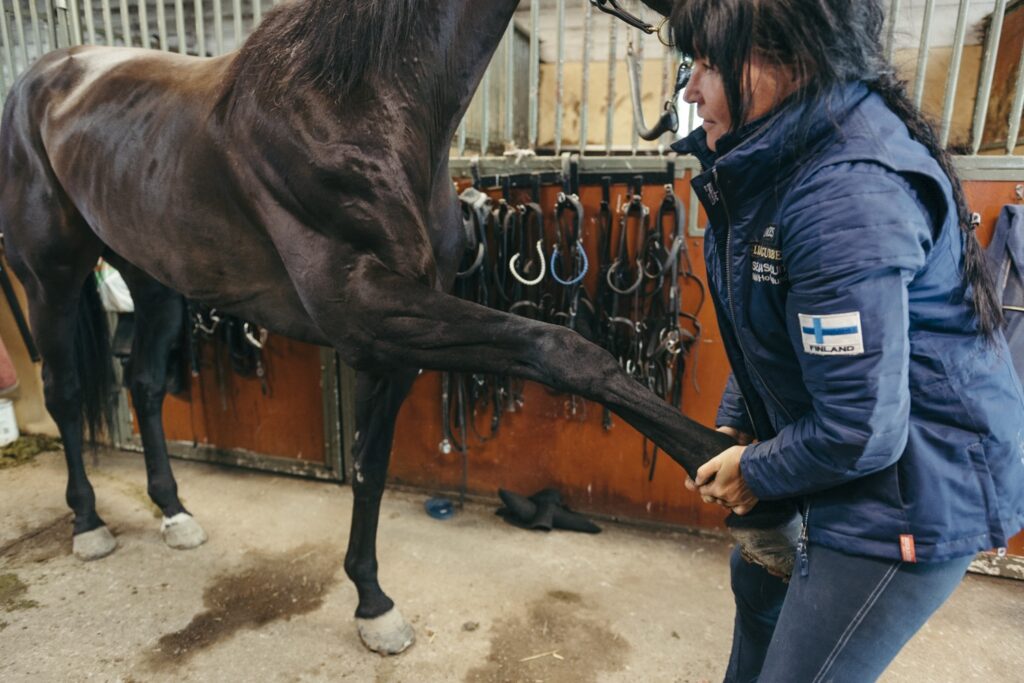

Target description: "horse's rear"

left=0, top=46, right=216, bottom=560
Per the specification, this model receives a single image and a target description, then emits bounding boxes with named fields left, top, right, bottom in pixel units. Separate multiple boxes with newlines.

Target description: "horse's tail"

left=75, top=272, right=117, bottom=444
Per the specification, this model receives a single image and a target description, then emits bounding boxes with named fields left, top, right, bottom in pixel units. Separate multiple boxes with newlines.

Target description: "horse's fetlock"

left=344, top=557, right=379, bottom=581
left=147, top=479, right=180, bottom=508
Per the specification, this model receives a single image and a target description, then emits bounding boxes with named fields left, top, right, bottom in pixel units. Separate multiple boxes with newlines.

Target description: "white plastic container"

left=0, top=398, right=20, bottom=447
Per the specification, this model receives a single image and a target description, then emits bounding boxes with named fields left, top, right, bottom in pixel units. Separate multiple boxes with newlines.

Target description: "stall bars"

left=1, top=0, right=1022, bottom=160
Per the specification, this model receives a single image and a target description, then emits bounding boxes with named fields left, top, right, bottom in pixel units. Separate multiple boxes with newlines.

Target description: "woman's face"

left=682, top=58, right=798, bottom=152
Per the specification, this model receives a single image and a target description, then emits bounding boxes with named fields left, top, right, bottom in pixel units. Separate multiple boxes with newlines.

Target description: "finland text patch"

left=798, top=312, right=864, bottom=356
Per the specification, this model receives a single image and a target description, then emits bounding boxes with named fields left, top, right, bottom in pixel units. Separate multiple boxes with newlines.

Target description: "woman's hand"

left=716, top=425, right=754, bottom=446
left=684, top=443, right=759, bottom=515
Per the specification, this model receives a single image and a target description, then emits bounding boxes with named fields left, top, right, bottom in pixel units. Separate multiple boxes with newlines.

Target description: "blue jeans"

left=725, top=543, right=973, bottom=682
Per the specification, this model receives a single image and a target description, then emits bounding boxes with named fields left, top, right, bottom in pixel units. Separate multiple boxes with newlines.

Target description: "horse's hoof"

left=72, top=525, right=117, bottom=561
left=357, top=607, right=415, bottom=655
left=161, top=512, right=208, bottom=550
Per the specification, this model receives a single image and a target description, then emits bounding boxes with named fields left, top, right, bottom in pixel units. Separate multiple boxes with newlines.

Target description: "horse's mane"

left=226, top=0, right=418, bottom=101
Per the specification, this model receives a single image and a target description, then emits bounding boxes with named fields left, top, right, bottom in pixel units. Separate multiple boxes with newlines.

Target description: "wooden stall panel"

left=390, top=177, right=729, bottom=529
left=148, top=335, right=329, bottom=463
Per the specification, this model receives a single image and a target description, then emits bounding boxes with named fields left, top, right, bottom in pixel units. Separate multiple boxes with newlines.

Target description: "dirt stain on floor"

left=464, top=589, right=630, bottom=683
left=144, top=544, right=341, bottom=670
left=0, top=572, right=39, bottom=611
left=0, top=515, right=71, bottom=567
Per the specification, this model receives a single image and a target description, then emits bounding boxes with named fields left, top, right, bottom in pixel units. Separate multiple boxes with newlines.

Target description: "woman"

left=669, top=1, right=1024, bottom=681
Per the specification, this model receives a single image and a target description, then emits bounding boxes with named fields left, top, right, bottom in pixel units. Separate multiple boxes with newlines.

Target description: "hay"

left=0, top=435, right=62, bottom=470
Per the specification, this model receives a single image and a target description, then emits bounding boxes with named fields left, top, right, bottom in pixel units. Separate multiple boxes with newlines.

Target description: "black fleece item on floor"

left=495, top=487, right=601, bottom=534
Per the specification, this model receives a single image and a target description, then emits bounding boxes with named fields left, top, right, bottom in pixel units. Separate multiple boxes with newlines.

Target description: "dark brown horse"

left=0, top=0, right=734, bottom=653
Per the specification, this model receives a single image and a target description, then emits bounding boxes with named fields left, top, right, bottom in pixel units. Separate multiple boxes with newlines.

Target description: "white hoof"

left=356, top=607, right=415, bottom=655
left=72, top=525, right=117, bottom=561
left=161, top=513, right=208, bottom=550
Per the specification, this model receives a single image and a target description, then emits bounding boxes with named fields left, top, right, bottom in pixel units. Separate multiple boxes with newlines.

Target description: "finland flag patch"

left=798, top=311, right=864, bottom=356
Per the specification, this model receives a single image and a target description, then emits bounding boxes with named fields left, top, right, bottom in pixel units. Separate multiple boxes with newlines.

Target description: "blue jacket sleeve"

left=716, top=374, right=754, bottom=435
left=740, top=162, right=934, bottom=500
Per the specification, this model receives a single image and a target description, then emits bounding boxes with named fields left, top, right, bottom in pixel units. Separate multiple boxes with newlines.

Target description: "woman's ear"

left=638, top=0, right=674, bottom=17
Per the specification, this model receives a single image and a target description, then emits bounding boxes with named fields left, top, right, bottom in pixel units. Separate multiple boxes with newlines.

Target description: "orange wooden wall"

left=155, top=335, right=327, bottom=463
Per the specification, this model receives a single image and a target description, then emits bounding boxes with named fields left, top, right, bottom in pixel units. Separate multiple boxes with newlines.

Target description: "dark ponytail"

left=671, top=0, right=1003, bottom=337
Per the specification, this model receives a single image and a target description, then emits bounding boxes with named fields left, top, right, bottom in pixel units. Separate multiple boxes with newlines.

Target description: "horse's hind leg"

left=345, top=369, right=418, bottom=654
left=3, top=228, right=116, bottom=559
left=110, top=258, right=207, bottom=550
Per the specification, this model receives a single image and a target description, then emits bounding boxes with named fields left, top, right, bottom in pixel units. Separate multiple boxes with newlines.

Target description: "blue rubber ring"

left=424, top=497, right=455, bottom=520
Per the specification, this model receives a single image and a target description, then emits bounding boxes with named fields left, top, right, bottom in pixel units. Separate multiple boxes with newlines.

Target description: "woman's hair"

left=671, top=0, right=1003, bottom=337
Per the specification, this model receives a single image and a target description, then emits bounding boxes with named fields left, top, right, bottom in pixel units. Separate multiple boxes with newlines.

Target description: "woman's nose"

left=682, top=65, right=702, bottom=105
left=682, top=77, right=700, bottom=105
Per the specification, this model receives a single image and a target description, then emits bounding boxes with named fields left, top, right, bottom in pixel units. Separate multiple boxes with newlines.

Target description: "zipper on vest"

left=797, top=502, right=811, bottom=577
left=714, top=167, right=795, bottom=425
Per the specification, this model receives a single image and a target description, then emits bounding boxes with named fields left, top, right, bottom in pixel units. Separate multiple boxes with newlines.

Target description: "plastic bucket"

left=0, top=398, right=20, bottom=447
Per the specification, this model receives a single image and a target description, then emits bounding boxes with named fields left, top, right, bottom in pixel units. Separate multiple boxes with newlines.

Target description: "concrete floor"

left=1, top=449, right=1021, bottom=683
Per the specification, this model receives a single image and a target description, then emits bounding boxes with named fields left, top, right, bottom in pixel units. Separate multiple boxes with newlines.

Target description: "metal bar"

left=101, top=0, right=113, bottom=45
left=0, top=10, right=10, bottom=99
left=660, top=37, right=672, bottom=150
left=82, top=0, right=94, bottom=44
left=156, top=0, right=167, bottom=50
left=319, top=348, right=342, bottom=479
left=605, top=16, right=617, bottom=155
left=337, top=360, right=357, bottom=483
left=579, top=0, right=592, bottom=155
left=0, top=61, right=6, bottom=110
left=193, top=0, right=204, bottom=56
left=1, top=1, right=18, bottom=83
left=481, top=61, right=491, bottom=154
left=443, top=153, right=1021, bottom=183
left=212, top=0, right=222, bottom=54
left=29, top=0, right=45, bottom=60
left=970, top=0, right=1006, bottom=155
left=554, top=0, right=565, bottom=155
left=45, top=0, right=58, bottom=51
left=884, top=0, right=901, bottom=63
left=1007, top=37, right=1024, bottom=154
left=631, top=27, right=642, bottom=155
left=253, top=0, right=260, bottom=26
left=68, top=0, right=82, bottom=46
left=232, top=0, right=240, bottom=50
left=528, top=0, right=539, bottom=149
left=137, top=0, right=149, bottom=49
left=503, top=20, right=514, bottom=147
left=448, top=154, right=701, bottom=178
left=11, top=0, right=29, bottom=68
left=939, top=0, right=971, bottom=149
left=136, top=439, right=343, bottom=482
left=118, top=0, right=130, bottom=46
left=912, top=0, right=935, bottom=107
left=174, top=0, right=185, bottom=53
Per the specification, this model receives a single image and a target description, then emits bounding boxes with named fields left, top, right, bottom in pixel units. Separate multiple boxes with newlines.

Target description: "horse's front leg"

left=323, top=262, right=734, bottom=477
left=344, top=370, right=418, bottom=654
